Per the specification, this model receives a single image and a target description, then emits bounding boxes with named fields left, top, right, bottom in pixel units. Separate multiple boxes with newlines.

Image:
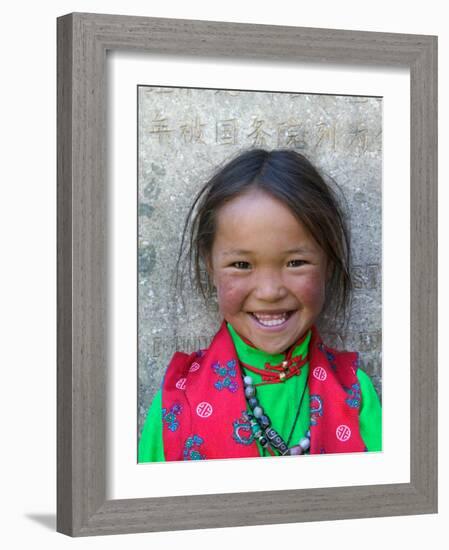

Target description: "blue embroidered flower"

left=344, top=383, right=361, bottom=408
left=183, top=435, right=205, bottom=460
left=162, top=403, right=183, bottom=432
left=189, top=450, right=204, bottom=460
left=212, top=359, right=238, bottom=393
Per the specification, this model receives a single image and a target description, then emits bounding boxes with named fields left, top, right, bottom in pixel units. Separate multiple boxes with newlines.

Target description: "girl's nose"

left=253, top=271, right=288, bottom=302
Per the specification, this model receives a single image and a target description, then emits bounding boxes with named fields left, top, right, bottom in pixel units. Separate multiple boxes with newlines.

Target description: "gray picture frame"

left=57, top=12, right=437, bottom=536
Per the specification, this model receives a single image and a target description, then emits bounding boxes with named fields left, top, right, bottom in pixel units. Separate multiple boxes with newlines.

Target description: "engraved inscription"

left=151, top=335, right=213, bottom=357
left=314, top=122, right=336, bottom=150
left=247, top=118, right=271, bottom=147
left=148, top=113, right=172, bottom=143
left=352, top=264, right=381, bottom=290
left=356, top=331, right=382, bottom=352
left=277, top=122, right=307, bottom=149
left=323, top=330, right=382, bottom=353
left=216, top=119, right=237, bottom=145
left=180, top=116, right=207, bottom=144
left=348, top=125, right=369, bottom=153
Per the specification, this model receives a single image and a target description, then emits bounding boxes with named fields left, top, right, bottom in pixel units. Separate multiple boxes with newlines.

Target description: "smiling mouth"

left=250, top=311, right=295, bottom=327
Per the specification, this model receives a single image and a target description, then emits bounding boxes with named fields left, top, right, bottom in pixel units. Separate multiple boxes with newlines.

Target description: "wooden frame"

left=57, top=12, right=437, bottom=536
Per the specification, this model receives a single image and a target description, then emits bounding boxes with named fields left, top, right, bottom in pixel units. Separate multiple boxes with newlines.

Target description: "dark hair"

left=176, top=148, right=352, bottom=323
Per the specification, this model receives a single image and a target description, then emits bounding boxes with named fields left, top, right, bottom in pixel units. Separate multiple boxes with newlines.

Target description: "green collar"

left=227, top=322, right=311, bottom=369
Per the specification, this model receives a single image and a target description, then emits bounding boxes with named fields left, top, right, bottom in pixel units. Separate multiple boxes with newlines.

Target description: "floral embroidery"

left=344, top=383, right=361, bottom=408
left=183, top=434, right=205, bottom=460
left=213, top=359, right=238, bottom=393
left=162, top=403, right=183, bottom=432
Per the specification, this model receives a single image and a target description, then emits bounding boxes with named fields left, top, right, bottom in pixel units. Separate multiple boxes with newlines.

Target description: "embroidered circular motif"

left=189, top=362, right=201, bottom=372
left=196, top=401, right=213, bottom=418
left=175, top=378, right=187, bottom=390
left=313, top=366, right=327, bottom=381
left=336, top=424, right=352, bottom=442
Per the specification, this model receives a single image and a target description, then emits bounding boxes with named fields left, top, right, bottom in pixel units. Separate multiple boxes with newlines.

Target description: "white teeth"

left=252, top=313, right=288, bottom=327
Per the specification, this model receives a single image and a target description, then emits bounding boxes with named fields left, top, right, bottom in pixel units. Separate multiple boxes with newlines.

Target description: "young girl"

left=138, top=148, right=382, bottom=461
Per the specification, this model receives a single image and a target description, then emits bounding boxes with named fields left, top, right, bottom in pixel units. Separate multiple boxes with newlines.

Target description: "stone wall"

left=138, top=86, right=382, bottom=434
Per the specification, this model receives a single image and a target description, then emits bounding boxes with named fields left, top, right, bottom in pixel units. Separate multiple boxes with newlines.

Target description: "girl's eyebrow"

left=222, top=249, right=252, bottom=257
left=222, top=246, right=314, bottom=256
left=284, top=247, right=315, bottom=254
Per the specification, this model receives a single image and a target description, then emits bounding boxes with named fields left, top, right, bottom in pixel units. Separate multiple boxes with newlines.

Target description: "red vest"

left=162, top=323, right=366, bottom=460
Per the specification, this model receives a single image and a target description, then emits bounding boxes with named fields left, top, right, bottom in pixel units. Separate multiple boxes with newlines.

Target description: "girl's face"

left=208, top=188, right=329, bottom=355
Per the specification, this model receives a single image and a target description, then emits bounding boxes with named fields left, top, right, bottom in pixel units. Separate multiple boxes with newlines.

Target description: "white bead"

left=245, top=386, right=256, bottom=398
left=253, top=406, right=263, bottom=418
left=299, top=437, right=310, bottom=451
left=243, top=376, right=253, bottom=386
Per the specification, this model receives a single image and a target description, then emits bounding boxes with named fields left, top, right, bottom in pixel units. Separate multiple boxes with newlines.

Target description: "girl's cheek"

left=215, top=275, right=247, bottom=314
left=296, top=272, right=327, bottom=307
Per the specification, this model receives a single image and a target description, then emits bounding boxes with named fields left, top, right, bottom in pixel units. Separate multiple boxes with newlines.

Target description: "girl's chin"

left=257, top=343, right=290, bottom=355
left=246, top=332, right=301, bottom=355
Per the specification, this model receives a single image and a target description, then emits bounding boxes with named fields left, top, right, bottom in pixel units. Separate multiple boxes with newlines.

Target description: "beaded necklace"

left=241, top=366, right=311, bottom=456
left=230, top=324, right=311, bottom=455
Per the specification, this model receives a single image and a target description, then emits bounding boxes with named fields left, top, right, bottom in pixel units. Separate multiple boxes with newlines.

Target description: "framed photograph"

left=135, top=85, right=383, bottom=464
left=57, top=12, right=437, bottom=536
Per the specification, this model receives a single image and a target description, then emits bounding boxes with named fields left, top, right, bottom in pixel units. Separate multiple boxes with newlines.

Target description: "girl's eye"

left=287, top=259, right=307, bottom=267
left=232, top=261, right=251, bottom=269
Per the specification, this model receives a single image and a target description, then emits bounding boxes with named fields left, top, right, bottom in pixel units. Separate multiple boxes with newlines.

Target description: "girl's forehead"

left=217, top=188, right=295, bottom=221
left=213, top=191, right=323, bottom=254
left=217, top=190, right=296, bottom=226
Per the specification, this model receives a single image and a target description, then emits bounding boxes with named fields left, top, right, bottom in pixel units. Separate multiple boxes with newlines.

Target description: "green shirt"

left=138, top=325, right=382, bottom=462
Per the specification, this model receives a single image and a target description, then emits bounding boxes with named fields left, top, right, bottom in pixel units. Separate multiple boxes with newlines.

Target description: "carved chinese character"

left=352, top=265, right=365, bottom=289
left=348, top=125, right=369, bottom=153
left=247, top=118, right=271, bottom=147
left=366, top=263, right=381, bottom=289
left=352, top=264, right=381, bottom=290
left=216, top=119, right=237, bottom=145
left=315, top=121, right=336, bottom=150
left=180, top=116, right=207, bottom=144
left=277, top=122, right=307, bottom=149
left=148, top=114, right=172, bottom=144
